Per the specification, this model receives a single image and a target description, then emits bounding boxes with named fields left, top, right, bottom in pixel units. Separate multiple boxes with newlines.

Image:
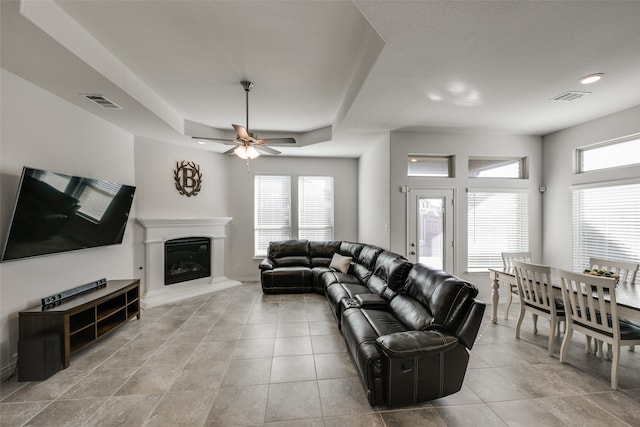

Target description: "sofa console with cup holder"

left=259, top=239, right=485, bottom=407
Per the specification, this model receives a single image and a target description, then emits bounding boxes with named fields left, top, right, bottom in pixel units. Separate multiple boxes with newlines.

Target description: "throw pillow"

left=329, top=253, right=352, bottom=274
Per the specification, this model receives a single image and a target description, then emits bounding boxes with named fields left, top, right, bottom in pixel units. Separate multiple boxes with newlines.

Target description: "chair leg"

left=532, top=313, right=538, bottom=334
left=585, top=336, right=593, bottom=353
left=547, top=321, right=555, bottom=356
left=629, top=345, right=635, bottom=352
left=596, top=340, right=603, bottom=358
left=515, top=306, right=526, bottom=339
left=611, top=343, right=621, bottom=390
left=505, top=289, right=513, bottom=320
left=560, top=327, right=573, bottom=363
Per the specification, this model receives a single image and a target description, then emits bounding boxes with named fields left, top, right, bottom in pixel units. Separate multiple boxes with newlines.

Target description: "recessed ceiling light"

left=579, top=73, right=604, bottom=85
left=196, top=140, right=206, bottom=145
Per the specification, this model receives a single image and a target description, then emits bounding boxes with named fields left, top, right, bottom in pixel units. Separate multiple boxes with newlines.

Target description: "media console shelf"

left=19, top=279, right=140, bottom=374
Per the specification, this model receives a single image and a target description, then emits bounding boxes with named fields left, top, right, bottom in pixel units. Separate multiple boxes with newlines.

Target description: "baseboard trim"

left=0, top=361, right=17, bottom=383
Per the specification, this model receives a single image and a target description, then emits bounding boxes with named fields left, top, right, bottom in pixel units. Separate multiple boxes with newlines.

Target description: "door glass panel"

left=417, top=197, right=444, bottom=270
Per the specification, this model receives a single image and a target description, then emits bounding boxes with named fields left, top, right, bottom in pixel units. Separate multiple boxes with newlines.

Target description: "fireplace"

left=164, top=237, right=211, bottom=285
left=136, top=217, right=242, bottom=307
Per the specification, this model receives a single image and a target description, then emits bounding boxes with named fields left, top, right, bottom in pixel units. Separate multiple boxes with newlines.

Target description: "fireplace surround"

left=137, top=217, right=241, bottom=307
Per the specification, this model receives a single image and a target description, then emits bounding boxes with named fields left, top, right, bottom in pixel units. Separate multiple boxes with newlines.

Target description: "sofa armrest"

left=355, top=293, right=388, bottom=308
left=259, top=258, right=276, bottom=270
left=376, top=330, right=459, bottom=359
left=455, top=299, right=486, bottom=350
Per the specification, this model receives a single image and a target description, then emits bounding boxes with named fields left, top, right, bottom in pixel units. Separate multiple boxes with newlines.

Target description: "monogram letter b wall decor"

left=174, top=160, right=202, bottom=197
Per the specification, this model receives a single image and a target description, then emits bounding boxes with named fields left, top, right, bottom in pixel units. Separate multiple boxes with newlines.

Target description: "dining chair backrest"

left=589, top=257, right=639, bottom=285
left=512, top=260, right=554, bottom=312
left=502, top=252, right=531, bottom=270
left=558, top=269, right=619, bottom=337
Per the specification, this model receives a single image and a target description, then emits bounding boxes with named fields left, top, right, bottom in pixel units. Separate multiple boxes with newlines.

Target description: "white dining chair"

left=501, top=252, right=531, bottom=320
left=513, top=260, right=565, bottom=356
left=589, top=257, right=639, bottom=285
left=587, top=257, right=639, bottom=354
left=558, top=269, right=640, bottom=390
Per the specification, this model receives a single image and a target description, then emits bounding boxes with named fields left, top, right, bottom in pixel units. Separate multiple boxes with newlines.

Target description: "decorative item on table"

left=583, top=268, right=620, bottom=284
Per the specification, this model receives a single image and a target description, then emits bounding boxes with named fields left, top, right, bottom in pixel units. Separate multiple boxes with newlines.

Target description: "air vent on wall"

left=81, top=94, right=122, bottom=109
left=550, top=91, right=591, bottom=102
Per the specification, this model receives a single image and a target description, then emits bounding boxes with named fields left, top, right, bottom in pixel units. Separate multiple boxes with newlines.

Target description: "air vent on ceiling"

left=550, top=91, right=591, bottom=102
left=81, top=94, right=122, bottom=109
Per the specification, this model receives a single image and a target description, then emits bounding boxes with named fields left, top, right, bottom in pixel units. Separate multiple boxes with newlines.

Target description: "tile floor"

left=1, top=282, right=639, bottom=426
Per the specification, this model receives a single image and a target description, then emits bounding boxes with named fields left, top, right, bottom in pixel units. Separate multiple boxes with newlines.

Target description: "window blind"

left=572, top=182, right=640, bottom=274
left=298, top=176, right=334, bottom=241
left=77, top=179, right=121, bottom=222
left=467, top=191, right=529, bottom=271
left=254, top=175, right=291, bottom=257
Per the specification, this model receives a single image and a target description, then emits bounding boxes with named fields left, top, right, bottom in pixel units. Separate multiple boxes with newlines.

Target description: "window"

left=77, top=179, right=121, bottom=222
left=572, top=182, right=640, bottom=277
left=298, top=176, right=334, bottom=241
left=254, top=175, right=334, bottom=257
left=254, top=176, right=291, bottom=257
left=578, top=135, right=640, bottom=173
left=468, top=157, right=526, bottom=178
left=467, top=190, right=529, bottom=271
left=408, top=155, right=453, bottom=177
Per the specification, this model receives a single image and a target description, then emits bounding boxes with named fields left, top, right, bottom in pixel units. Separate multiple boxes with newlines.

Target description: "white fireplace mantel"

left=136, top=217, right=241, bottom=307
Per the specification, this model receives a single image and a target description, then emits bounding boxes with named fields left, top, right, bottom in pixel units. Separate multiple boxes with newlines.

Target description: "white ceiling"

left=2, top=0, right=639, bottom=158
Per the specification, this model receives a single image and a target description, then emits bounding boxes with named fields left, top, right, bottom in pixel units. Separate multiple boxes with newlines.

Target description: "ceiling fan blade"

left=232, top=124, right=253, bottom=142
left=259, top=137, right=297, bottom=145
left=253, top=144, right=281, bottom=156
left=191, top=136, right=238, bottom=144
left=222, top=146, right=238, bottom=155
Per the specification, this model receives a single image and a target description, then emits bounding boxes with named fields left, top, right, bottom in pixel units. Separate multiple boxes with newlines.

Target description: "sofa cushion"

left=339, top=241, right=364, bottom=259
left=268, top=239, right=310, bottom=258
left=276, top=256, right=311, bottom=268
left=367, top=252, right=412, bottom=299
left=309, top=240, right=341, bottom=267
left=402, top=263, right=479, bottom=331
left=329, top=253, right=352, bottom=274
left=352, top=245, right=383, bottom=284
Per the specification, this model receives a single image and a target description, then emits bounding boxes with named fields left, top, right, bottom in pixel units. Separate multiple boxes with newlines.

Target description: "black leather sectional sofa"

left=259, top=239, right=485, bottom=407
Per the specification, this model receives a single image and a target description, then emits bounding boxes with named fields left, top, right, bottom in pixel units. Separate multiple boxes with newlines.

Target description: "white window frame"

left=571, top=180, right=640, bottom=280
left=467, top=189, right=529, bottom=272
left=468, top=156, right=527, bottom=179
left=254, top=175, right=292, bottom=257
left=577, top=134, right=640, bottom=173
left=298, top=176, right=334, bottom=242
left=407, top=155, right=454, bottom=177
left=254, top=174, right=334, bottom=257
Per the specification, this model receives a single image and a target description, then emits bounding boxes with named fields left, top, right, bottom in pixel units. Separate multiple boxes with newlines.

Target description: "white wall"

left=358, top=134, right=391, bottom=249
left=541, top=105, right=640, bottom=269
left=226, top=156, right=358, bottom=280
left=0, top=69, right=136, bottom=377
left=132, top=137, right=230, bottom=293
left=133, top=137, right=228, bottom=218
left=388, top=130, right=543, bottom=301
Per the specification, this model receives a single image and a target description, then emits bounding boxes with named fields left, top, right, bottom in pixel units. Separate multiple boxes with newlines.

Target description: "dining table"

left=488, top=267, right=640, bottom=325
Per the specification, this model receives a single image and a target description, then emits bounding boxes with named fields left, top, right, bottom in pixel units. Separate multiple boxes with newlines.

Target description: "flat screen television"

left=1, top=167, right=136, bottom=262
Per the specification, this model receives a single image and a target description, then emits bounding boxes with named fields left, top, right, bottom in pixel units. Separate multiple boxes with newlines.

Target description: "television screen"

left=1, top=167, right=136, bottom=262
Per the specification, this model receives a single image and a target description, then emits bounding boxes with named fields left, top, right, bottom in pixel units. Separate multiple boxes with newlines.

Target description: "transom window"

left=407, top=155, right=454, bottom=177
left=468, top=157, right=526, bottom=178
left=578, top=135, right=640, bottom=173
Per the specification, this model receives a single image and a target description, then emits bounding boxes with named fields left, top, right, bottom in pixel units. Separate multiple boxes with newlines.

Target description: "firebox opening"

left=164, top=237, right=211, bottom=285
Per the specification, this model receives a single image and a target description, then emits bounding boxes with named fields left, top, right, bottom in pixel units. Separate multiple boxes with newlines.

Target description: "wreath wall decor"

left=174, top=160, right=203, bottom=197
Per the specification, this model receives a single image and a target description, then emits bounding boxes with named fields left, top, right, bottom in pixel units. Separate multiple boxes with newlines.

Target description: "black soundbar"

left=41, top=278, right=107, bottom=306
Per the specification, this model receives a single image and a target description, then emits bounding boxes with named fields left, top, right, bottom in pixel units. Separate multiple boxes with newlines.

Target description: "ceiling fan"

left=192, top=80, right=296, bottom=159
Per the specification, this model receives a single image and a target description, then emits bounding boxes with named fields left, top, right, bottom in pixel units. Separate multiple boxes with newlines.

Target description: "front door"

left=407, top=189, right=454, bottom=272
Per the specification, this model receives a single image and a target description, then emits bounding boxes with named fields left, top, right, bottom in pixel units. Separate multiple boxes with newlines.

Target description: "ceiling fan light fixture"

left=579, top=73, right=604, bottom=84
left=234, top=145, right=260, bottom=160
